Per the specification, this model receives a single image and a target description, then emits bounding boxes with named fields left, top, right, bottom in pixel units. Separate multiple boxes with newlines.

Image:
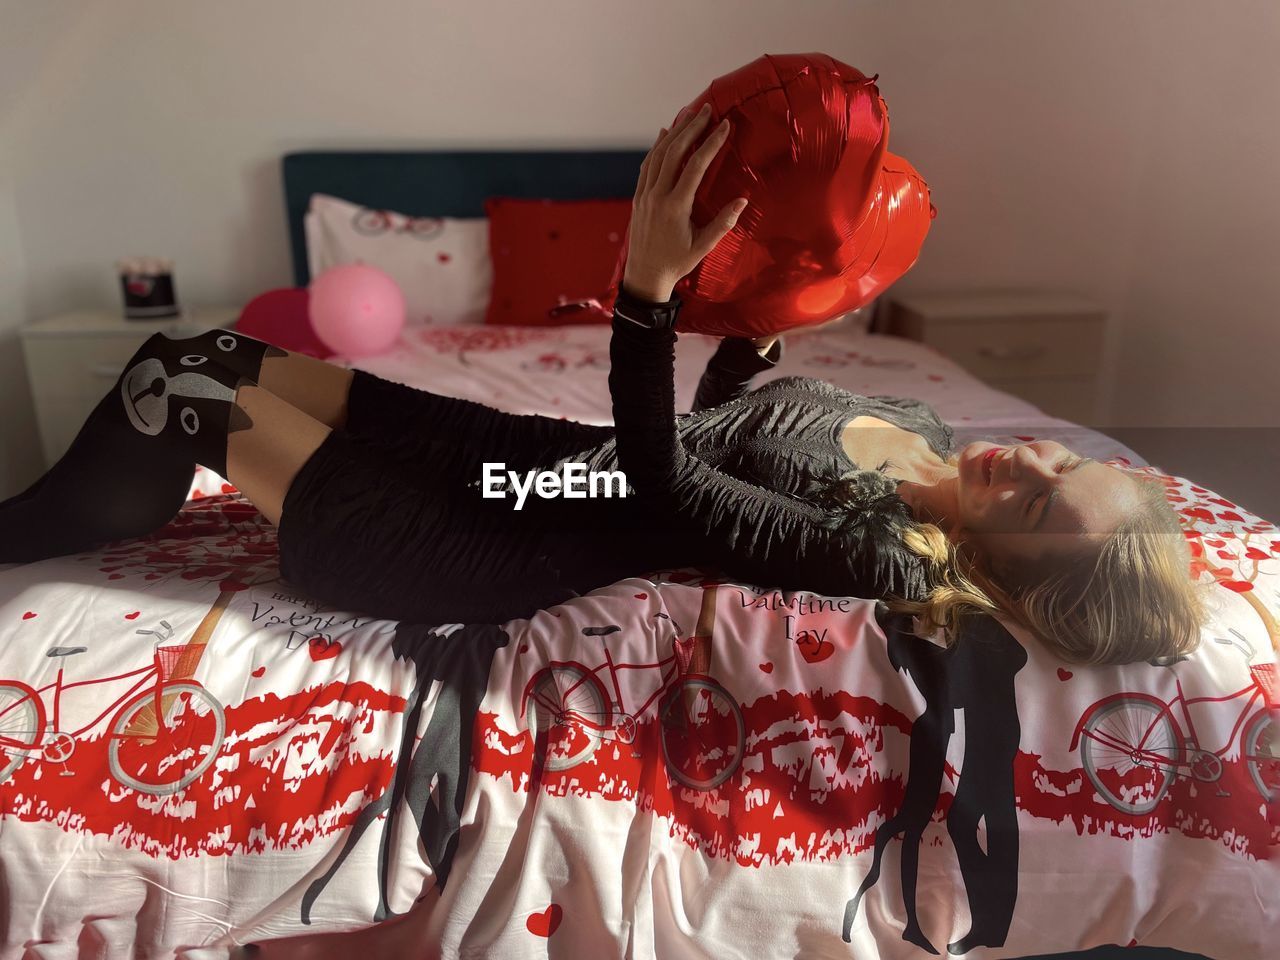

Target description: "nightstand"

left=20, top=306, right=241, bottom=467
left=882, top=292, right=1107, bottom=423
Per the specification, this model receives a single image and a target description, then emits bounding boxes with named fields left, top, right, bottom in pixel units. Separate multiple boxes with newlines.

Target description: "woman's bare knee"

left=226, top=384, right=331, bottom=526
left=257, top=351, right=355, bottom=429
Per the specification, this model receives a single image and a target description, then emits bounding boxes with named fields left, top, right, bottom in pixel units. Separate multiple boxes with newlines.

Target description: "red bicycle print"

left=351, top=208, right=445, bottom=240
left=0, top=621, right=226, bottom=797
left=522, top=610, right=745, bottom=792
left=1071, top=629, right=1278, bottom=815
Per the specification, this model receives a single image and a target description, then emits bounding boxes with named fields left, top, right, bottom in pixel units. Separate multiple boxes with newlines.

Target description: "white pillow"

left=304, top=193, right=492, bottom=325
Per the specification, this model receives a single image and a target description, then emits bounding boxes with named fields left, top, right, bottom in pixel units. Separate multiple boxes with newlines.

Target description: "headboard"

left=281, top=150, right=648, bottom=287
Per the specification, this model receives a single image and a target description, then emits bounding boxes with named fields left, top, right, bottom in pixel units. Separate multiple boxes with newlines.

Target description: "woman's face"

left=953, top=440, right=1142, bottom=575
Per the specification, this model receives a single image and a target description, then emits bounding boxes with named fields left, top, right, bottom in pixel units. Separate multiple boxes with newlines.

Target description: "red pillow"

left=483, top=197, right=631, bottom=326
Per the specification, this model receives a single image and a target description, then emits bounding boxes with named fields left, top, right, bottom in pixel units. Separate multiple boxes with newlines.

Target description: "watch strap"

left=613, top=284, right=681, bottom=330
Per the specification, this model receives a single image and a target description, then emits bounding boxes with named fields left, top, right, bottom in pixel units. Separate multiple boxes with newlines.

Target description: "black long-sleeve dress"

left=276, top=296, right=955, bottom=625
left=531, top=298, right=956, bottom=602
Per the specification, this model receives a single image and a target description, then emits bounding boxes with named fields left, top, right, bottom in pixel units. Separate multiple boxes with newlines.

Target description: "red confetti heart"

left=519, top=644, right=529, bottom=654
left=1013, top=435, right=1036, bottom=442
left=759, top=662, right=774, bottom=673
left=1057, top=668, right=1073, bottom=681
left=927, top=374, right=944, bottom=382
left=251, top=666, right=266, bottom=678
left=437, top=252, right=452, bottom=263
left=124, top=611, right=140, bottom=620
left=308, top=636, right=342, bottom=661
left=526, top=904, right=563, bottom=938
left=634, top=593, right=648, bottom=600
left=21, top=611, right=36, bottom=620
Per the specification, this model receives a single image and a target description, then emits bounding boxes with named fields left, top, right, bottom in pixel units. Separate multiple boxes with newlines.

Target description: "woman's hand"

left=622, top=102, right=748, bottom=303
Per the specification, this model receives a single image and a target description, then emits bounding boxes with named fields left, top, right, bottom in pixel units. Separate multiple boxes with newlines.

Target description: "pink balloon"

left=308, top=263, right=406, bottom=357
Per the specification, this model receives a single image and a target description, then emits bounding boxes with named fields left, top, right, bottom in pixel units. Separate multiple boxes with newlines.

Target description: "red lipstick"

left=981, top=447, right=1002, bottom=485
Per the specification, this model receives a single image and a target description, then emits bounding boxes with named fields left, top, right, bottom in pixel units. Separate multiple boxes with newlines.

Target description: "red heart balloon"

left=610, top=53, right=935, bottom=338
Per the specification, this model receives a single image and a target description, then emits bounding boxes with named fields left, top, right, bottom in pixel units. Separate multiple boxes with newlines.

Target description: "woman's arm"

left=607, top=104, right=927, bottom=599
left=692, top=335, right=784, bottom=412
left=609, top=299, right=897, bottom=598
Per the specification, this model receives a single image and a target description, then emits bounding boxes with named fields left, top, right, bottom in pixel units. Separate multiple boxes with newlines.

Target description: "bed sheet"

left=2, top=325, right=1275, bottom=959
left=347, top=323, right=1146, bottom=463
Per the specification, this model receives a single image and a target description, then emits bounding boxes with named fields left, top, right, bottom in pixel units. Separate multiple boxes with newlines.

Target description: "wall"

left=1, top=1, right=1277, bottom=493
left=0, top=0, right=85, bottom=493
left=0, top=157, right=40, bottom=494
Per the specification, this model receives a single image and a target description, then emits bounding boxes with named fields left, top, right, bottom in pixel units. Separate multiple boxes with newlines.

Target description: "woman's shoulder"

left=801, top=466, right=940, bottom=602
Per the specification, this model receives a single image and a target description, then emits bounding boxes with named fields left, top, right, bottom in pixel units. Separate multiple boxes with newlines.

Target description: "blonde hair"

left=888, top=472, right=1211, bottom=666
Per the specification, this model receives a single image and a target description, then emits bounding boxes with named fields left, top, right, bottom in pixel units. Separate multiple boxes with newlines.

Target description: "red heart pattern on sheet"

left=797, top=637, right=833, bottom=664
left=526, top=903, right=562, bottom=937
left=251, top=666, right=266, bottom=678
left=308, top=637, right=342, bottom=662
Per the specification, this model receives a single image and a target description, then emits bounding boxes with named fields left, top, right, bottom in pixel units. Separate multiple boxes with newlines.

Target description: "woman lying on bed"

left=0, top=105, right=1207, bottom=665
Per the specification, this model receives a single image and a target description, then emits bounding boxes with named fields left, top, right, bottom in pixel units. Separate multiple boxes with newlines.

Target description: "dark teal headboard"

left=282, top=150, right=648, bottom=287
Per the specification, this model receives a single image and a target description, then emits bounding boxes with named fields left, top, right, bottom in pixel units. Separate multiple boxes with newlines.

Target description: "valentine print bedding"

left=1, top=323, right=1275, bottom=958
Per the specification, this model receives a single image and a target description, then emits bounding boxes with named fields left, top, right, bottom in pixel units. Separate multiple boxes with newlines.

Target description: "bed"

left=0, top=151, right=1274, bottom=960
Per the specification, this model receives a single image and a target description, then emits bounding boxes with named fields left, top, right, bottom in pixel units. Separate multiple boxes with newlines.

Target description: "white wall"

left=0, top=157, right=41, bottom=494
left=0, top=0, right=83, bottom=493
left=1, top=1, right=1277, bottom=490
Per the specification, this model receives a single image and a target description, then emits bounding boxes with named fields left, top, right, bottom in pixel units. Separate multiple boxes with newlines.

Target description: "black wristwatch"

left=613, top=284, right=681, bottom=330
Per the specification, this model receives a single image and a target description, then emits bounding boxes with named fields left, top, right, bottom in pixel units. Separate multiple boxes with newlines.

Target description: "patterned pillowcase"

left=304, top=193, right=491, bottom=326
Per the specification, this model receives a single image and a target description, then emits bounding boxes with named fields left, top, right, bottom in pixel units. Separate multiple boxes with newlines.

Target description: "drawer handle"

left=91, top=363, right=123, bottom=379
left=977, top=344, right=1046, bottom=362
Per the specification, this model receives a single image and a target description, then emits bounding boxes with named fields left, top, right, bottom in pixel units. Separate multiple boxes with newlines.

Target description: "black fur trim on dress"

left=801, top=463, right=938, bottom=602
